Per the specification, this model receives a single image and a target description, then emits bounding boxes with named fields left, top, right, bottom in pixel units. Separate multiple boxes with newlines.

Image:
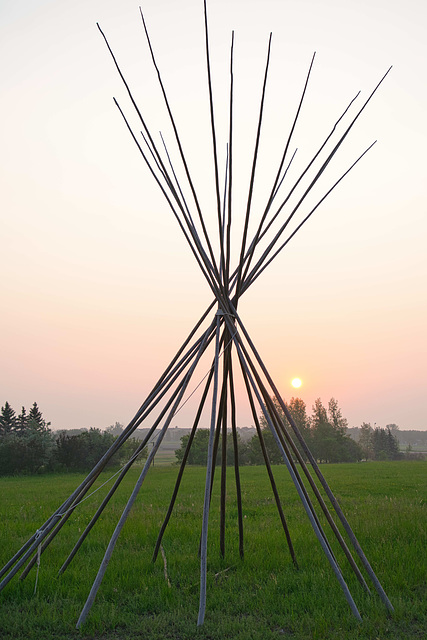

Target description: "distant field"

left=0, top=461, right=425, bottom=640
left=154, top=441, right=179, bottom=465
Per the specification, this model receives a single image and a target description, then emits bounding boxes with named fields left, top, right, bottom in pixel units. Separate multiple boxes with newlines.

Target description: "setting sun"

left=291, top=378, right=302, bottom=388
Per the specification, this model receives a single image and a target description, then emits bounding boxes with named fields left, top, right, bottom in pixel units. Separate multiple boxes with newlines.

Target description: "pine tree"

left=386, top=427, right=402, bottom=460
left=371, top=426, right=401, bottom=460
left=0, top=402, right=17, bottom=436
left=27, top=402, right=51, bottom=434
left=15, top=406, right=28, bottom=436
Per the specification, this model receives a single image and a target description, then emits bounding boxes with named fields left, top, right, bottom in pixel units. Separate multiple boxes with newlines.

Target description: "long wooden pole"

left=239, top=363, right=298, bottom=567
left=227, top=356, right=244, bottom=559
left=234, top=33, right=272, bottom=304
left=152, top=366, right=215, bottom=563
left=197, top=312, right=222, bottom=626
left=203, top=0, right=227, bottom=286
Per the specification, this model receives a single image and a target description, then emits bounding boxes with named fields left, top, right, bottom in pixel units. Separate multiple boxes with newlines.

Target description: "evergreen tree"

left=386, top=427, right=402, bottom=460
left=371, top=426, right=402, bottom=461
left=15, top=406, right=28, bottom=436
left=0, top=401, right=53, bottom=474
left=0, top=402, right=17, bottom=436
left=27, top=402, right=50, bottom=433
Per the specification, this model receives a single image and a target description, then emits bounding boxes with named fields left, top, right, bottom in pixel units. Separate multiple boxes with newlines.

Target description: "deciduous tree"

left=175, top=428, right=249, bottom=466
left=106, top=422, right=124, bottom=437
left=358, top=422, right=373, bottom=459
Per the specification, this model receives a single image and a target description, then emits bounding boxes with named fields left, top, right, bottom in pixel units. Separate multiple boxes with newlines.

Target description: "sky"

left=1, top=0, right=426, bottom=432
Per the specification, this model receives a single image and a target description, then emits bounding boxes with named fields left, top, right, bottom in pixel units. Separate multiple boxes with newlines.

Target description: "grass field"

left=0, top=461, right=425, bottom=639
left=153, top=442, right=180, bottom=466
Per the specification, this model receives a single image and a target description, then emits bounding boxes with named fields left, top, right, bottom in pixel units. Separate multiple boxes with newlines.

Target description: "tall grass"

left=0, top=461, right=425, bottom=639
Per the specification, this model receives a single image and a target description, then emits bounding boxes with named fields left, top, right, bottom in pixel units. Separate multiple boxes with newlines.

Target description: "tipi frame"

left=0, top=0, right=394, bottom=628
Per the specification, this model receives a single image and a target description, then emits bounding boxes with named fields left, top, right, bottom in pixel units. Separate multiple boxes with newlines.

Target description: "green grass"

left=152, top=446, right=179, bottom=466
left=0, top=462, right=426, bottom=639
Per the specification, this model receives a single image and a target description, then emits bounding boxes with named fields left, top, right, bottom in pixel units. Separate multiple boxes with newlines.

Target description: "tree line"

left=357, top=422, right=403, bottom=461
left=175, top=397, right=403, bottom=466
left=1, top=396, right=404, bottom=475
left=0, top=403, right=142, bottom=476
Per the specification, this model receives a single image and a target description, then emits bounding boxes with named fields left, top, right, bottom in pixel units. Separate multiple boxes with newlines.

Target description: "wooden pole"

left=239, top=363, right=298, bottom=567
left=152, top=366, right=215, bottom=563
left=227, top=356, right=244, bottom=559
left=197, top=312, right=222, bottom=626
left=203, top=0, right=227, bottom=285
left=234, top=32, right=272, bottom=304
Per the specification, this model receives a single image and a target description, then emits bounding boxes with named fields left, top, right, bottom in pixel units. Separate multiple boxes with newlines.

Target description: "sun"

left=291, top=377, right=302, bottom=389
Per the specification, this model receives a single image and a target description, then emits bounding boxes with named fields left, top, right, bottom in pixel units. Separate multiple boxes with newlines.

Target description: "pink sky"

left=1, top=0, right=426, bottom=431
